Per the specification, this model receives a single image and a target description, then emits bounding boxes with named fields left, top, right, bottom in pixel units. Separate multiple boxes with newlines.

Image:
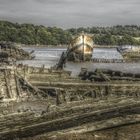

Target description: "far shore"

left=19, top=44, right=117, bottom=48
left=20, top=44, right=68, bottom=48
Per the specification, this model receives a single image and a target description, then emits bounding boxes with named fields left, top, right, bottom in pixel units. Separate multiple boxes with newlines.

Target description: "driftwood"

left=79, top=68, right=140, bottom=82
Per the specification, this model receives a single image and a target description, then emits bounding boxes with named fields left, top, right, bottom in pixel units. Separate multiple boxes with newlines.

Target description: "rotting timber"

left=79, top=68, right=140, bottom=82
left=0, top=42, right=34, bottom=60
left=3, top=65, right=138, bottom=140
left=122, top=52, right=140, bottom=62
left=117, top=46, right=140, bottom=62
left=0, top=48, right=140, bottom=139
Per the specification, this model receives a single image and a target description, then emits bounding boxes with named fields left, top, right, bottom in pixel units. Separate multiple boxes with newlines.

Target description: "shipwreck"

left=55, top=33, right=94, bottom=69
left=0, top=41, right=139, bottom=140
left=0, top=42, right=34, bottom=60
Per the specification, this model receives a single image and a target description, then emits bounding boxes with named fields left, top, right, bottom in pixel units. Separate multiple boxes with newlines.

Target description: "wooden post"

left=4, top=70, right=12, bottom=98
left=15, top=74, right=20, bottom=97
left=82, top=35, right=85, bottom=61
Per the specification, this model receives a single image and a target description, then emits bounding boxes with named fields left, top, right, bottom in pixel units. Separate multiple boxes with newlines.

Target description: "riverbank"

left=16, top=43, right=117, bottom=48
left=20, top=44, right=69, bottom=48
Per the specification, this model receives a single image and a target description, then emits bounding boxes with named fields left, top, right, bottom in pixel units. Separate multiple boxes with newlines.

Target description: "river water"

left=18, top=47, right=140, bottom=76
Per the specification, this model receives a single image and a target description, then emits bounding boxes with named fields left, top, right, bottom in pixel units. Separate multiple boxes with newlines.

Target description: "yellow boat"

left=69, top=33, right=94, bottom=61
left=56, top=33, right=94, bottom=69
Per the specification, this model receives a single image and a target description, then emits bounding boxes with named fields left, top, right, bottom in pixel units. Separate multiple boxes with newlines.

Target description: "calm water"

left=92, top=48, right=123, bottom=60
left=18, top=47, right=140, bottom=76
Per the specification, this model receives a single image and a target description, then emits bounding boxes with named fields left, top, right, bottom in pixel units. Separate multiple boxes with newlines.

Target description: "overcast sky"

left=0, top=0, right=140, bottom=28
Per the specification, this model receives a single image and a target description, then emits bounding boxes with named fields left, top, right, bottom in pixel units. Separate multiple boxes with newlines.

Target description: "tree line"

left=0, top=21, right=72, bottom=45
left=68, top=26, right=140, bottom=45
left=0, top=21, right=140, bottom=46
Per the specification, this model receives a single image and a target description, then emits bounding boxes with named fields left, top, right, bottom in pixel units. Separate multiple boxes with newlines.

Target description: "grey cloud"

left=0, top=0, right=139, bottom=28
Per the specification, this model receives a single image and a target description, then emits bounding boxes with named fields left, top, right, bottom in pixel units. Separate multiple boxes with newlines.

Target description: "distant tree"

left=119, top=35, right=136, bottom=45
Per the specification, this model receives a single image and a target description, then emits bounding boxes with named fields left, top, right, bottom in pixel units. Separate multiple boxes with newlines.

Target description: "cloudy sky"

left=0, top=0, right=140, bottom=28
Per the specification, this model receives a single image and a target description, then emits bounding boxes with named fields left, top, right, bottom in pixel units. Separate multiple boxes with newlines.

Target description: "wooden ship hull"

left=122, top=52, right=140, bottom=62
left=55, top=34, right=94, bottom=69
left=0, top=42, right=34, bottom=60
left=67, top=34, right=94, bottom=61
left=0, top=64, right=139, bottom=140
left=117, top=46, right=140, bottom=62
